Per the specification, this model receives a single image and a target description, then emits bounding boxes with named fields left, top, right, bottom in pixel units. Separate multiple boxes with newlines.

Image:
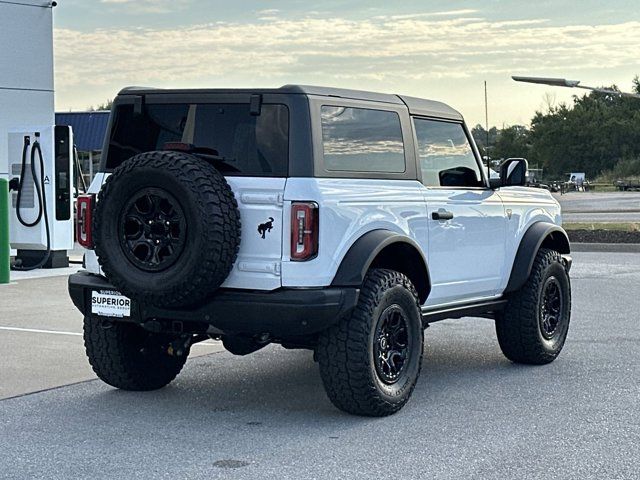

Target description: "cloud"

left=425, top=9, right=479, bottom=16
left=256, top=8, right=281, bottom=21
left=54, top=14, right=640, bottom=99
left=99, top=0, right=190, bottom=14
left=256, top=9, right=280, bottom=16
left=379, top=9, right=479, bottom=20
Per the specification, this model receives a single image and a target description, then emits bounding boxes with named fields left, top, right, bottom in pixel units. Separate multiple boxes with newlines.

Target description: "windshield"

left=105, top=102, right=289, bottom=176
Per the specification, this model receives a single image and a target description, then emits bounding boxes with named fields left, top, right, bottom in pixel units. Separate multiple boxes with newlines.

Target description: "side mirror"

left=499, top=158, right=528, bottom=187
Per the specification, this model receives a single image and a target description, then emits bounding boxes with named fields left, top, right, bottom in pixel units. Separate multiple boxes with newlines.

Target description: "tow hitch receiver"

left=167, top=334, right=208, bottom=357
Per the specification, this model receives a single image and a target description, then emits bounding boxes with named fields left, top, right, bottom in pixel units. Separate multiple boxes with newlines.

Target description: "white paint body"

left=85, top=174, right=561, bottom=309
left=0, top=1, right=73, bottom=252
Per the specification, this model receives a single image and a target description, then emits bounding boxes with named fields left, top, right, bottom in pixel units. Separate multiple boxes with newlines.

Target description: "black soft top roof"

left=118, top=85, right=463, bottom=121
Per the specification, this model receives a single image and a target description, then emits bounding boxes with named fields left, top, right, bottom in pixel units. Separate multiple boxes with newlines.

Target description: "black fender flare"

left=331, top=230, right=431, bottom=300
left=504, top=222, right=571, bottom=293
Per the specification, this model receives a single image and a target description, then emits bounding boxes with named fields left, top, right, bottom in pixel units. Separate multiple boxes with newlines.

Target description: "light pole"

left=512, top=76, right=640, bottom=99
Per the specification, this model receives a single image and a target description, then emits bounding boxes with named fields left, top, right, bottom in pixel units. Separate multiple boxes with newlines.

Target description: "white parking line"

left=0, top=326, right=82, bottom=336
left=0, top=326, right=220, bottom=346
left=8, top=266, right=81, bottom=282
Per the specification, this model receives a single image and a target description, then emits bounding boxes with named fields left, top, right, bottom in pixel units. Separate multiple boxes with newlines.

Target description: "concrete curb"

left=563, top=209, right=640, bottom=214
left=571, top=242, right=640, bottom=253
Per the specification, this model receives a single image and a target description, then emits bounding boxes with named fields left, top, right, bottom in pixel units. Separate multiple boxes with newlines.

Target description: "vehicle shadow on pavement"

left=75, top=319, right=551, bottom=422
left=0, top=316, right=583, bottom=480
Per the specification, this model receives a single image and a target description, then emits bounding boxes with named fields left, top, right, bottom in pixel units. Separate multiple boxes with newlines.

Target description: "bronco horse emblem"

left=258, top=217, right=275, bottom=239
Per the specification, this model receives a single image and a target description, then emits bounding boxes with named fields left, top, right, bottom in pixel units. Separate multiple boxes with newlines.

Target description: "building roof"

left=118, top=84, right=463, bottom=121
left=55, top=111, right=110, bottom=152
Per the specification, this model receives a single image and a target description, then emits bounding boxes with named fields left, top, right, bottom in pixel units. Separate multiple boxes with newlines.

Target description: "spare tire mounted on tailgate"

left=94, top=150, right=241, bottom=308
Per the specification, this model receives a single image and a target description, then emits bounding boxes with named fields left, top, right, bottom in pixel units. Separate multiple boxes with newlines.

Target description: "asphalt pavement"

left=1, top=251, right=639, bottom=479
left=555, top=191, right=640, bottom=222
left=0, top=272, right=223, bottom=399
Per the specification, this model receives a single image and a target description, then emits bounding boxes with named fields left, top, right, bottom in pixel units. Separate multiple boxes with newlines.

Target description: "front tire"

left=496, top=248, right=572, bottom=365
left=317, top=269, right=424, bottom=416
left=84, top=316, right=188, bottom=391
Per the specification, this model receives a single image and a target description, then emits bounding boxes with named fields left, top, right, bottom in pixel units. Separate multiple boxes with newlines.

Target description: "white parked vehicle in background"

left=69, top=85, right=572, bottom=416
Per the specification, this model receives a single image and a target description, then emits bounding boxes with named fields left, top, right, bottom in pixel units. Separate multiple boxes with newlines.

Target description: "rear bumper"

left=68, top=271, right=359, bottom=337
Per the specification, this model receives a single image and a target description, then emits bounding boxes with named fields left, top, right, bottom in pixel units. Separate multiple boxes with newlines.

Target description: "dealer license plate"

left=91, top=290, right=131, bottom=318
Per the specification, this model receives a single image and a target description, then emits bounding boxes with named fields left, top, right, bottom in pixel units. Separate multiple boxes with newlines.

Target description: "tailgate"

left=221, top=177, right=286, bottom=290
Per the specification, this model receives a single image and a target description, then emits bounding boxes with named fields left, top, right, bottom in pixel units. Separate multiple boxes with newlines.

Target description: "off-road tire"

left=496, top=248, right=571, bottom=365
left=317, top=269, right=423, bottom=416
left=84, top=316, right=188, bottom=391
left=93, top=151, right=241, bottom=308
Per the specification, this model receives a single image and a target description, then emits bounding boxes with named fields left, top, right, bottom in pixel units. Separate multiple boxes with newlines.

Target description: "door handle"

left=432, top=210, right=454, bottom=221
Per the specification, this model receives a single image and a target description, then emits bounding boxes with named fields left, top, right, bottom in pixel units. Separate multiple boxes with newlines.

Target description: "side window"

left=413, top=118, right=484, bottom=188
left=321, top=106, right=405, bottom=173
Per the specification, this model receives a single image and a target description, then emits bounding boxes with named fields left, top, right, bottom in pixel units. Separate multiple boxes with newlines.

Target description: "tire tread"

left=83, top=316, right=187, bottom=391
left=317, top=269, right=423, bottom=416
left=94, top=151, right=241, bottom=308
left=496, top=248, right=571, bottom=365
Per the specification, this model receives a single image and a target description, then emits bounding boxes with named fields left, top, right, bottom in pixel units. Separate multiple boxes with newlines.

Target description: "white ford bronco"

left=69, top=85, right=572, bottom=416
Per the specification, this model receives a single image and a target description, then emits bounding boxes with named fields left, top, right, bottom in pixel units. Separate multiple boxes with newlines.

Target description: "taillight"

left=77, top=194, right=95, bottom=249
left=290, top=202, right=318, bottom=261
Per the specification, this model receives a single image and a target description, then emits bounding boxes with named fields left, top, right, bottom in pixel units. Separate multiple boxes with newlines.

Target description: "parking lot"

left=1, top=251, right=639, bottom=479
left=556, top=191, right=640, bottom=222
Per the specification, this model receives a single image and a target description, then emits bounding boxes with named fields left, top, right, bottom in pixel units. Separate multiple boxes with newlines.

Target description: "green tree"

left=493, top=125, right=530, bottom=160
left=471, top=124, right=498, bottom=155
left=470, top=75, right=640, bottom=179
left=528, top=83, right=640, bottom=177
left=88, top=99, right=113, bottom=111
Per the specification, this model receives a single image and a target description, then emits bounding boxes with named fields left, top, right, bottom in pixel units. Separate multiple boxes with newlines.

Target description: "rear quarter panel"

left=281, top=178, right=428, bottom=287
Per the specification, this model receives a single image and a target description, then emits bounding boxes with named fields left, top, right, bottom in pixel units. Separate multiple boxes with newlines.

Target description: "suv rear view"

left=70, top=85, right=572, bottom=417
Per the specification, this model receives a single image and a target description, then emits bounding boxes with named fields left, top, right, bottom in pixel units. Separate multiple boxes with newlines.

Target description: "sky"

left=53, top=0, right=640, bottom=127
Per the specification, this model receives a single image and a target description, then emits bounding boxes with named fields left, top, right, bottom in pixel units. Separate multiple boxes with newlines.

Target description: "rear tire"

left=496, top=248, right=571, bottom=365
left=317, top=269, right=423, bottom=416
left=84, top=316, right=188, bottom=391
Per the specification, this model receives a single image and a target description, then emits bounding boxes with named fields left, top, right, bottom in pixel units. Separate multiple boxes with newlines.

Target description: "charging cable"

left=11, top=133, right=51, bottom=271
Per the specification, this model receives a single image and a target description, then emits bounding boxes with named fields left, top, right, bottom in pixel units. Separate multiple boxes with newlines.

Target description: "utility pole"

left=484, top=80, right=490, bottom=178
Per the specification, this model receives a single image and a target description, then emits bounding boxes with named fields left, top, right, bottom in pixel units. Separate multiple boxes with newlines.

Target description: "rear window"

left=105, top=103, right=289, bottom=176
left=320, top=106, right=405, bottom=173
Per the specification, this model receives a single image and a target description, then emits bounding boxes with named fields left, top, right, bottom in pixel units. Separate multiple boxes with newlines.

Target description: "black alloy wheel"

left=119, top=187, right=187, bottom=272
left=374, top=305, right=410, bottom=384
left=495, top=248, right=572, bottom=365
left=539, top=276, right=564, bottom=339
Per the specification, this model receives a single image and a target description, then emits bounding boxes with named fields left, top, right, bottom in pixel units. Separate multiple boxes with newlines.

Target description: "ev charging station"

left=0, top=0, right=74, bottom=271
